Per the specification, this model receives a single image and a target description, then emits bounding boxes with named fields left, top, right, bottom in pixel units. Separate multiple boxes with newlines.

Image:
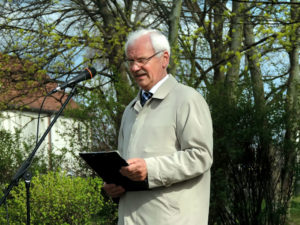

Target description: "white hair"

left=124, top=29, right=171, bottom=57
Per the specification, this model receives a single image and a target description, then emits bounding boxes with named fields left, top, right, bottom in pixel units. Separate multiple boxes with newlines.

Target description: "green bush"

left=0, top=128, right=48, bottom=189
left=0, top=171, right=117, bottom=224
left=288, top=196, right=300, bottom=225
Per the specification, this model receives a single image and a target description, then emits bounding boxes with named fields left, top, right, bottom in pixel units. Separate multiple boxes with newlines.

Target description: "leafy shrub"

left=0, top=128, right=48, bottom=189
left=0, top=171, right=117, bottom=224
left=288, top=196, right=300, bottom=225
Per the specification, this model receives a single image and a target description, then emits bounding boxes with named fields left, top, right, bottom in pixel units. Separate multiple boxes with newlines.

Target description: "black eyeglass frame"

left=125, top=50, right=164, bottom=67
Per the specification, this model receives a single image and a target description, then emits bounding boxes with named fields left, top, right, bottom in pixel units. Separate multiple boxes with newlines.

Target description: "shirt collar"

left=130, top=75, right=177, bottom=110
left=142, top=74, right=169, bottom=95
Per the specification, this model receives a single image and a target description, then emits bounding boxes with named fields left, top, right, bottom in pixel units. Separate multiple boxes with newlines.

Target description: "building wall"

left=0, top=110, right=88, bottom=171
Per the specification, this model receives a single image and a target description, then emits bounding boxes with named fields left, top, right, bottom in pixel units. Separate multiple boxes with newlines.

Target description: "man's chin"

left=136, top=80, right=149, bottom=90
left=135, top=76, right=146, bottom=82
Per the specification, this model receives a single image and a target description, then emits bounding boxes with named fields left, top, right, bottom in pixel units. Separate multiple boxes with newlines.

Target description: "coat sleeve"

left=145, top=92, right=213, bottom=188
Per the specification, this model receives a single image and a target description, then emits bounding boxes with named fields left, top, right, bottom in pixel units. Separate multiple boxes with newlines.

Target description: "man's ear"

left=162, top=51, right=170, bottom=69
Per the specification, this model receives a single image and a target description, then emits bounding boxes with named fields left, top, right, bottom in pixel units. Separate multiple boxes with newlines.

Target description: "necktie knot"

left=141, top=91, right=153, bottom=106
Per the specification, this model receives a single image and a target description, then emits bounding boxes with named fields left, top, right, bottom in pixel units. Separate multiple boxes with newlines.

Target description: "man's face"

left=126, top=35, right=169, bottom=91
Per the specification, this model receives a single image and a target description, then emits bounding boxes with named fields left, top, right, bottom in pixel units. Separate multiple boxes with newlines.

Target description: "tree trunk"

left=225, top=1, right=243, bottom=105
left=168, top=0, right=183, bottom=75
left=283, top=0, right=300, bottom=198
left=243, top=6, right=279, bottom=224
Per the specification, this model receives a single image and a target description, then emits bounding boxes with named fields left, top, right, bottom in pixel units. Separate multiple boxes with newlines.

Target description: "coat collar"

left=152, top=75, right=178, bottom=100
left=130, top=75, right=178, bottom=110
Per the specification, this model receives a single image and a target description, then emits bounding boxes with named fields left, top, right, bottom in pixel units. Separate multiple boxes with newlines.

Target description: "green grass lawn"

left=288, top=196, right=300, bottom=225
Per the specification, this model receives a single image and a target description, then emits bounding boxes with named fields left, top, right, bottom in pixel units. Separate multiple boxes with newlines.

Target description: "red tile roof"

left=0, top=54, right=78, bottom=113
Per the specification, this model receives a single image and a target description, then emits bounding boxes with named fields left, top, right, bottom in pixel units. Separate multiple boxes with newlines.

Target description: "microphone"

left=50, top=67, right=97, bottom=94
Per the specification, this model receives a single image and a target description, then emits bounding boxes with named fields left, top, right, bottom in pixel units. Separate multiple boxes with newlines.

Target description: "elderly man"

left=103, top=29, right=213, bottom=225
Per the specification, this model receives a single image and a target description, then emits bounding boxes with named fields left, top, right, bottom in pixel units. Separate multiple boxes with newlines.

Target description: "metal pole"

left=24, top=171, right=32, bottom=225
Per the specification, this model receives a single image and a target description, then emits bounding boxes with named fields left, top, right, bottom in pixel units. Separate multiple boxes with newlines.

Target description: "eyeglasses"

left=125, top=50, right=164, bottom=67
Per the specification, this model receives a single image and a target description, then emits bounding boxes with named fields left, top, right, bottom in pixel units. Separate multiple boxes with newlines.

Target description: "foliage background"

left=0, top=171, right=117, bottom=225
left=0, top=1, right=299, bottom=224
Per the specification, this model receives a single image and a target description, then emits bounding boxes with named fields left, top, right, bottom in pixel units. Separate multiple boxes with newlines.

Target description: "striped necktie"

left=141, top=91, right=153, bottom=106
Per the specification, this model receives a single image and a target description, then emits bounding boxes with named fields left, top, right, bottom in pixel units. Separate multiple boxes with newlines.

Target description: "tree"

left=0, top=0, right=299, bottom=224
left=181, top=1, right=299, bottom=224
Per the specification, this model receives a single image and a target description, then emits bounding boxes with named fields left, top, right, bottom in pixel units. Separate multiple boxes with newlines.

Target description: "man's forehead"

left=127, top=42, right=154, bottom=57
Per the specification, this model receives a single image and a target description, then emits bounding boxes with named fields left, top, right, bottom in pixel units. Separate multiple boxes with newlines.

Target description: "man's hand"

left=102, top=183, right=125, bottom=198
left=120, top=158, right=148, bottom=181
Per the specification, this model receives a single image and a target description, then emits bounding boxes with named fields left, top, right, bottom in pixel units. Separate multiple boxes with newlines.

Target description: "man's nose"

left=130, top=63, right=141, bottom=72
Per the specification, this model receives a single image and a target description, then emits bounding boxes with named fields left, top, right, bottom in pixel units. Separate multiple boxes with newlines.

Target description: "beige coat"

left=118, top=75, right=213, bottom=225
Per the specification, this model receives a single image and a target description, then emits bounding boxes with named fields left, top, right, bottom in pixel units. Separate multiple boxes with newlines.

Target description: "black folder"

left=79, top=151, right=148, bottom=191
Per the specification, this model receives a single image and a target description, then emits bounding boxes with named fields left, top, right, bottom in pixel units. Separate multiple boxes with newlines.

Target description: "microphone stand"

left=0, top=85, right=78, bottom=224
left=24, top=171, right=32, bottom=225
